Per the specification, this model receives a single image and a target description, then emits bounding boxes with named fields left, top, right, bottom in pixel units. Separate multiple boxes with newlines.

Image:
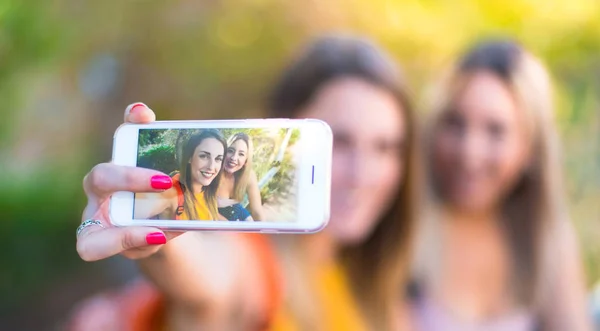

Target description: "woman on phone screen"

left=216, top=132, right=264, bottom=221
left=135, top=129, right=227, bottom=221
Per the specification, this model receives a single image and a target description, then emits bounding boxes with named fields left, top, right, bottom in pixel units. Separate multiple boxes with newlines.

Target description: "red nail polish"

left=130, top=103, right=146, bottom=114
left=146, top=232, right=167, bottom=245
left=151, top=175, right=172, bottom=190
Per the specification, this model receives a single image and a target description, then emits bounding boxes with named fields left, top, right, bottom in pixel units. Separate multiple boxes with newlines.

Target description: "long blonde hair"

left=227, top=132, right=254, bottom=202
left=268, top=34, right=419, bottom=330
left=421, top=39, right=566, bottom=307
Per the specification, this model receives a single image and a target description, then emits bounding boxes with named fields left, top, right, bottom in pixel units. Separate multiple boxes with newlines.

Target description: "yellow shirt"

left=270, top=263, right=368, bottom=331
left=171, top=174, right=214, bottom=221
left=179, top=191, right=213, bottom=220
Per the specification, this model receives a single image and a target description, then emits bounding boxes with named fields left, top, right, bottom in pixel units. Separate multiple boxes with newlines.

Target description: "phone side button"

left=259, top=229, right=278, bottom=234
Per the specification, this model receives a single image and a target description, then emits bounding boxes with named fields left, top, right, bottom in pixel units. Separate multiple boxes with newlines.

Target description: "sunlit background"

left=0, top=0, right=598, bottom=329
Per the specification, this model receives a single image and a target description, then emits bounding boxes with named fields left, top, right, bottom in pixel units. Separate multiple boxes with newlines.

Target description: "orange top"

left=171, top=173, right=213, bottom=221
left=117, top=280, right=166, bottom=331
left=67, top=234, right=281, bottom=331
left=68, top=234, right=367, bottom=331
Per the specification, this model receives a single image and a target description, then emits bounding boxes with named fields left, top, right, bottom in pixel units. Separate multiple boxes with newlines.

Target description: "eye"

left=487, top=121, right=506, bottom=140
left=443, top=111, right=465, bottom=132
left=216, top=156, right=223, bottom=162
left=375, top=139, right=403, bottom=156
left=239, top=152, right=245, bottom=157
left=199, top=153, right=208, bottom=159
left=333, top=133, right=352, bottom=150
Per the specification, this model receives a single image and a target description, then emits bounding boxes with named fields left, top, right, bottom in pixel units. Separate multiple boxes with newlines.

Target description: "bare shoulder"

left=162, top=186, right=179, bottom=199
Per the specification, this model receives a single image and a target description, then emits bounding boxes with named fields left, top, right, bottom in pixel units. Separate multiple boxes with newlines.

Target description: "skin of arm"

left=539, top=220, right=592, bottom=331
left=137, top=232, right=268, bottom=330
left=246, top=170, right=265, bottom=221
left=132, top=187, right=177, bottom=219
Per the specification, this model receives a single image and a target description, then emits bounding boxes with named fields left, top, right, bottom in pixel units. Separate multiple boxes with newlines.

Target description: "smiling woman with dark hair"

left=134, top=129, right=227, bottom=221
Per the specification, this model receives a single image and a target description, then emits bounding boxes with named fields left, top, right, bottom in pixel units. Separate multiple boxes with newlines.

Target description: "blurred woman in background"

left=410, top=39, right=591, bottom=331
left=217, top=132, right=262, bottom=221
left=70, top=34, right=419, bottom=331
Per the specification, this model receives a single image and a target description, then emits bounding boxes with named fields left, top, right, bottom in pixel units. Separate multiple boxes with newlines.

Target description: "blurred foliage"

left=0, top=170, right=85, bottom=312
left=138, top=144, right=177, bottom=174
left=0, top=0, right=598, bottom=328
left=261, top=152, right=295, bottom=204
left=0, top=0, right=71, bottom=146
left=257, top=128, right=299, bottom=204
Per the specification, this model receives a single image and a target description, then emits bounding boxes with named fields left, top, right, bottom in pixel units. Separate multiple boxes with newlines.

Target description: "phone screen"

left=134, top=127, right=301, bottom=222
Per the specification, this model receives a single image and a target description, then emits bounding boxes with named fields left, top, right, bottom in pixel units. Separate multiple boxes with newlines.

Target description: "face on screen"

left=134, top=128, right=300, bottom=222
left=189, top=138, right=224, bottom=187
left=224, top=139, right=249, bottom=174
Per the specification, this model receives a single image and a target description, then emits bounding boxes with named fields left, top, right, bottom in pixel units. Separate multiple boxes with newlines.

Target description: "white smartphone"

left=110, top=119, right=332, bottom=233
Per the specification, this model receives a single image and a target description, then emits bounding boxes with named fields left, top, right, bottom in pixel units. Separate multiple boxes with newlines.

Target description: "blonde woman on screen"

left=217, top=132, right=265, bottom=221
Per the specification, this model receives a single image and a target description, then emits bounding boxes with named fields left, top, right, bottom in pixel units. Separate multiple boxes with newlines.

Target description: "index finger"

left=84, top=163, right=172, bottom=199
left=124, top=102, right=156, bottom=124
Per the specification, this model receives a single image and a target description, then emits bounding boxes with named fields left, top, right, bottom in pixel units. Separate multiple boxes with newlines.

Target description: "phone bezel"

left=110, top=119, right=331, bottom=233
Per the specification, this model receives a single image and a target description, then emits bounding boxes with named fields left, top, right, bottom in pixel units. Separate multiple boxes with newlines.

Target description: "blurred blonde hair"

left=419, top=39, right=567, bottom=308
left=226, top=132, right=254, bottom=202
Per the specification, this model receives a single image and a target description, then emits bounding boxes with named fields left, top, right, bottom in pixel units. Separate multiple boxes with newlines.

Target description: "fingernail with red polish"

left=151, top=175, right=172, bottom=190
left=129, top=103, right=146, bottom=114
left=146, top=232, right=167, bottom=245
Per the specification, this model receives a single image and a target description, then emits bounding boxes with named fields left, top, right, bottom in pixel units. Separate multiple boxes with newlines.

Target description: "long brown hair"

left=179, top=129, right=227, bottom=220
left=423, top=39, right=566, bottom=307
left=226, top=132, right=254, bottom=202
left=267, top=34, right=419, bottom=330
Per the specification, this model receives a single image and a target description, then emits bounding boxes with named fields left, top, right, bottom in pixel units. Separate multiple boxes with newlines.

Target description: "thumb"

left=124, top=102, right=156, bottom=123
left=77, top=226, right=167, bottom=262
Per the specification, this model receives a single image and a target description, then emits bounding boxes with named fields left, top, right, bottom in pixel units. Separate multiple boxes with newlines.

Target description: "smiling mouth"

left=200, top=171, right=215, bottom=178
left=227, top=161, right=238, bottom=168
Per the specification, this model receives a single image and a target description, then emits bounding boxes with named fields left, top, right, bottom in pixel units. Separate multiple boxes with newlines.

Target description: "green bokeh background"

left=0, top=0, right=598, bottom=329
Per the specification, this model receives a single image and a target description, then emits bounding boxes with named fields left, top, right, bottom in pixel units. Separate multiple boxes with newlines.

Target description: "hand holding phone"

left=77, top=103, right=180, bottom=262
left=77, top=102, right=332, bottom=262
left=110, top=118, right=332, bottom=233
